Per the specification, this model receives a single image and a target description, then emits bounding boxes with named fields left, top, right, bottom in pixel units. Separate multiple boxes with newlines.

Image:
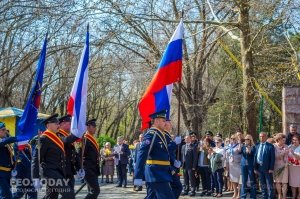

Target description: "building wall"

left=282, top=86, right=300, bottom=134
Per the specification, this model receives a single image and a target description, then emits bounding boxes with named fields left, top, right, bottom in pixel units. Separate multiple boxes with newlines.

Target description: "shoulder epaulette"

left=147, top=130, right=156, bottom=135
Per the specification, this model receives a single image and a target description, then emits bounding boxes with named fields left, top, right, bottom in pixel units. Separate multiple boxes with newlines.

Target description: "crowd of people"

left=177, top=124, right=300, bottom=199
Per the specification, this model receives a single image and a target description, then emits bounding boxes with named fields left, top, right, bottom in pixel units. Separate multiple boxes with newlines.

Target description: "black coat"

left=57, top=131, right=80, bottom=177
left=181, top=143, right=198, bottom=170
left=32, top=133, right=66, bottom=179
left=81, top=136, right=100, bottom=176
left=114, top=144, right=131, bottom=165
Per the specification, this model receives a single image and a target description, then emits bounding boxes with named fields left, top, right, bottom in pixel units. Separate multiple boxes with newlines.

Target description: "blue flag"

left=17, top=35, right=47, bottom=148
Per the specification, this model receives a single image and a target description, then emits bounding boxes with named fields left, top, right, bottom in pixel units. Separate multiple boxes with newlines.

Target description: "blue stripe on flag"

left=158, top=39, right=182, bottom=69
left=74, top=31, right=89, bottom=123
left=154, top=87, right=171, bottom=119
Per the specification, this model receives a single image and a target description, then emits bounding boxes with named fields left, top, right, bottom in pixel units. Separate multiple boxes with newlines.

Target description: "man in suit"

left=133, top=133, right=144, bottom=191
left=0, top=122, right=27, bottom=199
left=31, top=114, right=76, bottom=199
left=254, top=132, right=275, bottom=199
left=181, top=135, right=198, bottom=196
left=114, top=136, right=131, bottom=188
left=82, top=119, right=100, bottom=199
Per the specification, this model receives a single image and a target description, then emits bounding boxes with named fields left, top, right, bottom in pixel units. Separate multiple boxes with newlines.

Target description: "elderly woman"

left=274, top=133, right=289, bottom=199
left=288, top=134, right=300, bottom=199
left=239, top=134, right=256, bottom=199
left=227, top=134, right=242, bottom=199
left=100, top=142, right=114, bottom=183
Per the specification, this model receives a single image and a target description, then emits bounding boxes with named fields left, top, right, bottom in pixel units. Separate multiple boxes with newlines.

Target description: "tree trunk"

left=239, top=1, right=257, bottom=141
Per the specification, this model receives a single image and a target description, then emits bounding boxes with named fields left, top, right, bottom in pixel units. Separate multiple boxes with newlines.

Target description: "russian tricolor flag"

left=138, top=20, right=184, bottom=130
left=67, top=25, right=89, bottom=138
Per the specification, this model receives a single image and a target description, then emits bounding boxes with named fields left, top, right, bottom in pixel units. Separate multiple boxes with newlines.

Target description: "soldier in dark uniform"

left=12, top=143, right=37, bottom=199
left=0, top=122, right=27, bottom=199
left=81, top=119, right=100, bottom=199
left=134, top=110, right=175, bottom=199
left=31, top=114, right=76, bottom=199
left=164, top=120, right=183, bottom=199
left=57, top=115, right=81, bottom=195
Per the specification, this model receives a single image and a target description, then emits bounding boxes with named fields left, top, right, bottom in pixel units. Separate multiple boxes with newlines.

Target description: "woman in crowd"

left=224, top=137, right=232, bottom=192
left=100, top=142, right=115, bottom=183
left=227, top=134, right=242, bottom=199
left=198, top=138, right=212, bottom=196
left=274, top=133, right=289, bottom=199
left=288, top=134, right=300, bottom=199
left=214, top=137, right=225, bottom=197
left=208, top=147, right=224, bottom=198
left=239, top=134, right=256, bottom=199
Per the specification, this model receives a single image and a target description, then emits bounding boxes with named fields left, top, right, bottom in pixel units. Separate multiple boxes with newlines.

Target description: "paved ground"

left=34, top=174, right=291, bottom=198
left=35, top=175, right=236, bottom=199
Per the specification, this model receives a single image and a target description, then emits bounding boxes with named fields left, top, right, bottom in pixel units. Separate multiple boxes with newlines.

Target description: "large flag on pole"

left=138, top=20, right=184, bottom=130
left=17, top=34, right=47, bottom=149
left=67, top=25, right=89, bottom=138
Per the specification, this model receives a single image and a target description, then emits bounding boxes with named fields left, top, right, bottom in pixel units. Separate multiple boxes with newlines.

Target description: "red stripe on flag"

left=138, top=60, right=182, bottom=130
left=67, top=97, right=74, bottom=115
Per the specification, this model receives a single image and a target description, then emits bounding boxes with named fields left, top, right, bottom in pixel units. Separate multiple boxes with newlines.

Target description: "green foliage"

left=97, top=135, right=116, bottom=147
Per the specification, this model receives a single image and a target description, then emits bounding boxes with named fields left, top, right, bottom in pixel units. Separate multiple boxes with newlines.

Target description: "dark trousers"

left=241, top=165, right=256, bottom=199
left=12, top=178, right=37, bottom=199
left=213, top=168, right=224, bottom=194
left=183, top=168, right=196, bottom=193
left=170, top=173, right=183, bottom=199
left=84, top=172, right=100, bottom=199
left=0, top=177, right=12, bottom=199
left=117, top=163, right=127, bottom=186
left=67, top=176, right=75, bottom=195
left=146, top=182, right=175, bottom=199
left=44, top=178, right=75, bottom=199
left=258, top=167, right=275, bottom=199
left=198, top=166, right=211, bottom=192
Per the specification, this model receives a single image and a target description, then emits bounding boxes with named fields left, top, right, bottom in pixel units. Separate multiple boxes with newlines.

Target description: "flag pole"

left=177, top=11, right=184, bottom=160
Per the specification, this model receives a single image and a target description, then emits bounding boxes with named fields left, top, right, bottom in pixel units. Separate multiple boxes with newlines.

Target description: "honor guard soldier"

left=134, top=110, right=175, bottom=199
left=12, top=143, right=37, bottom=199
left=57, top=115, right=81, bottom=194
left=164, top=120, right=183, bottom=199
left=81, top=119, right=100, bottom=199
left=31, top=114, right=75, bottom=199
left=0, top=122, right=27, bottom=199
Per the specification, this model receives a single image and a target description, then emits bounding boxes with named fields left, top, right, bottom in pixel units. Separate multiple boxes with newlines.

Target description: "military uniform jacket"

left=81, top=133, right=100, bottom=176
left=165, top=131, right=178, bottom=173
left=32, top=130, right=66, bottom=179
left=134, top=127, right=172, bottom=183
left=57, top=129, right=80, bottom=177
left=0, top=137, right=17, bottom=178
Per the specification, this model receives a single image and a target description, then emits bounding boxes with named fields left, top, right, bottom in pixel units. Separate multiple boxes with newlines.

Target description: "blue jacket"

left=0, top=137, right=17, bottom=178
left=134, top=127, right=172, bottom=183
left=240, top=145, right=256, bottom=168
left=13, top=143, right=32, bottom=179
left=254, top=142, right=275, bottom=171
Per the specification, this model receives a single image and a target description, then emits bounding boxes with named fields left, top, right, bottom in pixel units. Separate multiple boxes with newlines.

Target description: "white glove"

left=33, top=178, right=42, bottom=191
left=76, top=169, right=85, bottom=180
left=174, top=160, right=181, bottom=168
left=174, top=136, right=182, bottom=145
left=134, top=179, right=143, bottom=186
